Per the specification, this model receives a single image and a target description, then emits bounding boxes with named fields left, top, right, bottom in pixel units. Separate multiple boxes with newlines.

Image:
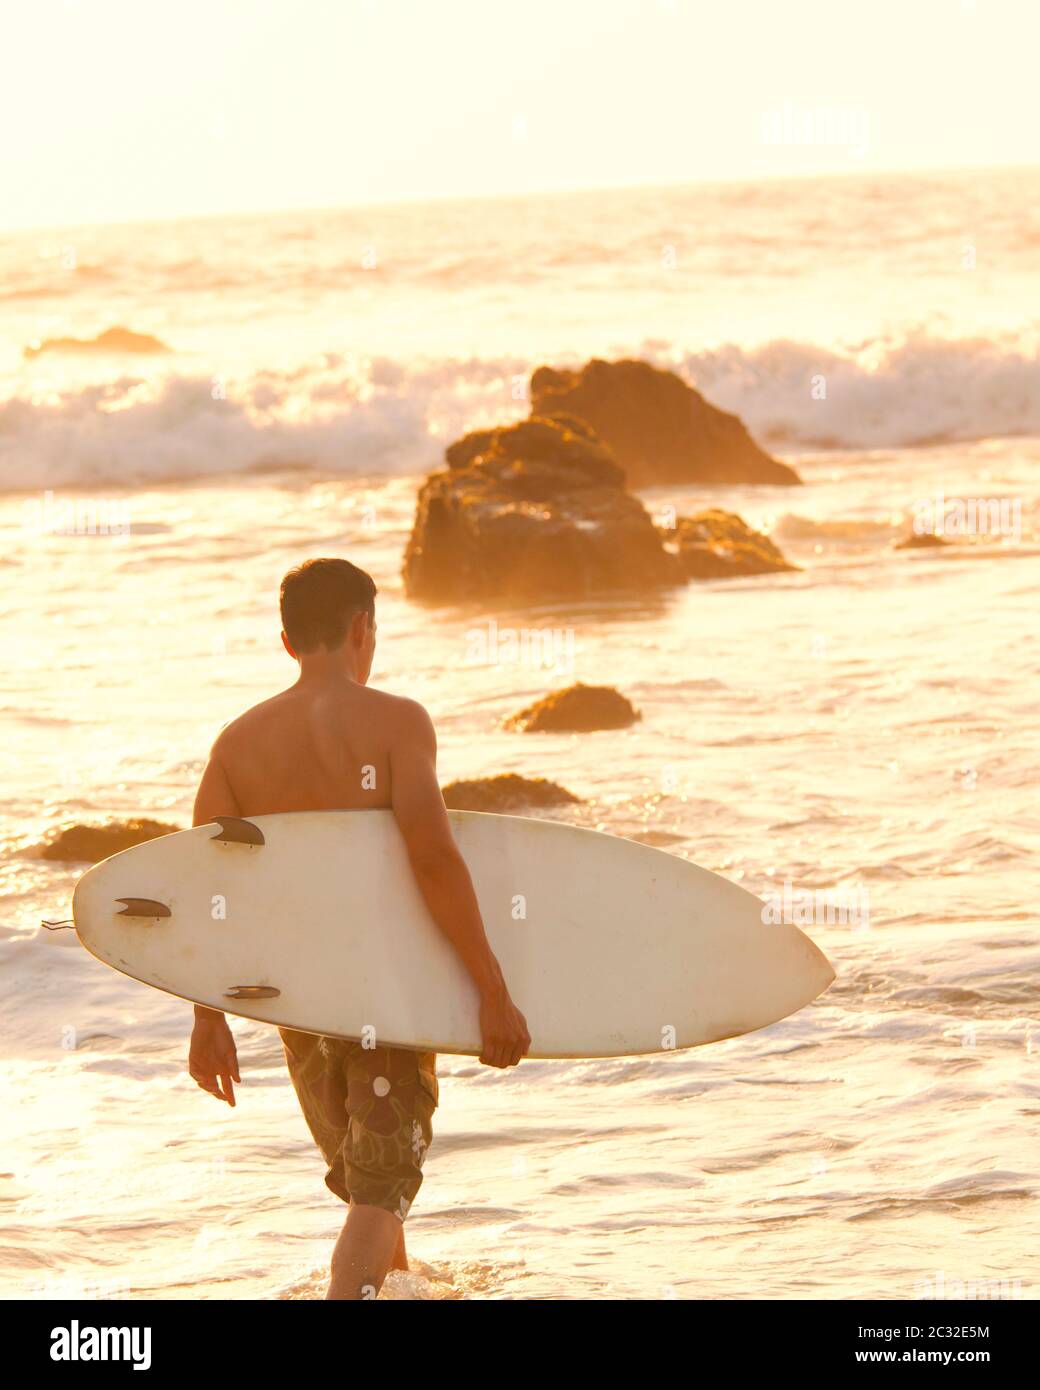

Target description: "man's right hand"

left=189, top=1010, right=240, bottom=1105
left=478, top=987, right=531, bottom=1069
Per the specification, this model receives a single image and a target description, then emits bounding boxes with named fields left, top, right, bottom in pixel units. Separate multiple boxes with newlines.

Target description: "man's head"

left=279, top=558, right=377, bottom=680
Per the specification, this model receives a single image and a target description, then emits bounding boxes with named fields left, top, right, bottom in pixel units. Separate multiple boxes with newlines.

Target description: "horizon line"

left=6, top=159, right=1039, bottom=241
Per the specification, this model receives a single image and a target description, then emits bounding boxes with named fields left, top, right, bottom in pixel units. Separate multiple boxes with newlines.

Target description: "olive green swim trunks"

left=279, top=1027, right=438, bottom=1222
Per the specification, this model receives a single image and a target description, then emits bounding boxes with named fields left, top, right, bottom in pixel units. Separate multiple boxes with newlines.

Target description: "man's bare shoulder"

left=209, top=692, right=291, bottom=752
left=362, top=687, right=435, bottom=739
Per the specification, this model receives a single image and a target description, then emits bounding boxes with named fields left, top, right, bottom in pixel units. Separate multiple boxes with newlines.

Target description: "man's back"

left=214, top=677, right=400, bottom=816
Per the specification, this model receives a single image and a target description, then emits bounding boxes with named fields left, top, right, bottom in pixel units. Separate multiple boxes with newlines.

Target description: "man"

left=188, top=557, right=530, bottom=1299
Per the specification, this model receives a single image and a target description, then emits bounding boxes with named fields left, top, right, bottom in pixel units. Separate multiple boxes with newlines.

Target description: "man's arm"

left=193, top=747, right=240, bottom=830
left=187, top=744, right=242, bottom=1106
left=390, top=701, right=531, bottom=1069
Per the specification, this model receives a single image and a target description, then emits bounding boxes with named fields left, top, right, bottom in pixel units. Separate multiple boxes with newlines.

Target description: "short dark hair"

left=280, top=558, right=376, bottom=653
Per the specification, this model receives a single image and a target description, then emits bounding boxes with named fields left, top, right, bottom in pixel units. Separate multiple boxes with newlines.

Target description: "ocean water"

left=2, top=167, right=1039, bottom=1300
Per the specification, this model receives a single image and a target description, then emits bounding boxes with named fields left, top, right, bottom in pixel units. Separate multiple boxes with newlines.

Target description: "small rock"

left=505, top=682, right=640, bottom=733
left=662, top=509, right=797, bottom=579
left=41, top=819, right=181, bottom=863
left=895, top=532, right=952, bottom=550
left=441, top=774, right=580, bottom=811
left=24, top=326, right=172, bottom=359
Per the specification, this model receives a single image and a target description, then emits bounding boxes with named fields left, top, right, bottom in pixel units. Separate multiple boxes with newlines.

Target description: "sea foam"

left=4, top=333, right=1039, bottom=491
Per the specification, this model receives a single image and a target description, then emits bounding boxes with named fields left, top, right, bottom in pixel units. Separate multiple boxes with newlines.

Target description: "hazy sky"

left=4, top=0, right=1037, bottom=230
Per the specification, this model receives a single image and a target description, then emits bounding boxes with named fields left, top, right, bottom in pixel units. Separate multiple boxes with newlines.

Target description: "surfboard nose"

left=805, top=934, right=837, bottom=996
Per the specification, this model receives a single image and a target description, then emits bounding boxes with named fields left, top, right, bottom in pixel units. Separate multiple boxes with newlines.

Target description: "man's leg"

left=279, top=1032, right=417, bottom=1298
left=332, top=1044, right=436, bottom=1297
left=327, top=1204, right=403, bottom=1300
left=391, top=1224, right=408, bottom=1271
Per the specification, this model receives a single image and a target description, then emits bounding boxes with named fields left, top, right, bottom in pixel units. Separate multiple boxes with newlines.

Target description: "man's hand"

left=478, top=987, right=531, bottom=1069
left=188, top=1010, right=240, bottom=1106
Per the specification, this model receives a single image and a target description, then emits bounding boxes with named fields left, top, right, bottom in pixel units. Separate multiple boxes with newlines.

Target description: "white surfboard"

left=72, top=810, right=834, bottom=1058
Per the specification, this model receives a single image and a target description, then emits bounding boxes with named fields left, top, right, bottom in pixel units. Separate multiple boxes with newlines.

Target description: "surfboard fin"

left=210, top=816, right=265, bottom=847
left=115, top=898, right=171, bottom=919
left=224, top=985, right=280, bottom=1000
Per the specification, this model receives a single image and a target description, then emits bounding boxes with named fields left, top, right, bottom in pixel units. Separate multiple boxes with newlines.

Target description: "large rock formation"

left=441, top=774, right=580, bottom=811
left=403, top=416, right=676, bottom=601
left=529, top=358, right=800, bottom=487
left=505, top=683, right=640, bottom=733
left=661, top=509, right=798, bottom=579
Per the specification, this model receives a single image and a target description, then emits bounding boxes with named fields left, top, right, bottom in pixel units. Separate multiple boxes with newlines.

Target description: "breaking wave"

left=3, top=332, right=1039, bottom=490
left=665, top=331, right=1040, bottom=450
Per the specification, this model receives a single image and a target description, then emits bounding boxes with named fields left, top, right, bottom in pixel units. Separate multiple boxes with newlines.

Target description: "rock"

left=403, top=416, right=676, bottom=601
left=441, top=774, right=580, bottom=811
left=661, top=509, right=798, bottom=579
left=24, top=326, right=171, bottom=359
left=505, top=682, right=640, bottom=732
left=41, top=818, right=180, bottom=863
left=529, top=358, right=800, bottom=487
left=444, top=412, right=612, bottom=476
left=895, top=532, right=952, bottom=550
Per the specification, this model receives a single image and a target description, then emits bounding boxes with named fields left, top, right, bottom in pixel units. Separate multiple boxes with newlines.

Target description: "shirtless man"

left=188, top=557, right=531, bottom=1299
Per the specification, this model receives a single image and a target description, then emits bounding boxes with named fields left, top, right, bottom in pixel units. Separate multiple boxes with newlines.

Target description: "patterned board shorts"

left=279, top=1026, right=438, bottom=1222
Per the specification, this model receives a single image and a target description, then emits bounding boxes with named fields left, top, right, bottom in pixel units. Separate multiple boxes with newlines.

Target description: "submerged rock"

left=529, top=358, right=800, bottom=487
left=661, top=509, right=798, bottom=579
left=24, top=326, right=172, bottom=359
left=441, top=774, right=580, bottom=811
left=895, top=532, right=952, bottom=550
left=41, top=818, right=180, bottom=863
left=403, top=416, right=676, bottom=601
left=505, top=682, right=640, bottom=733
